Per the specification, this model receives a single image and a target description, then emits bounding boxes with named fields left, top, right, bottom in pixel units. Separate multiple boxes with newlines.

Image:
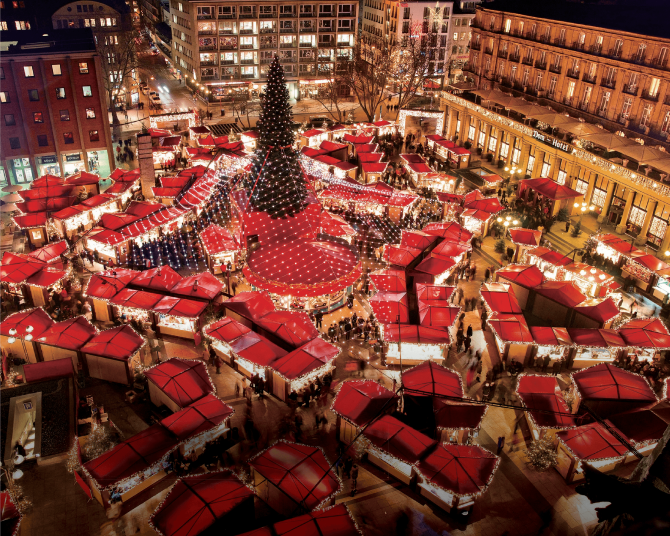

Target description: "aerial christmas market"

left=2, top=52, right=670, bottom=536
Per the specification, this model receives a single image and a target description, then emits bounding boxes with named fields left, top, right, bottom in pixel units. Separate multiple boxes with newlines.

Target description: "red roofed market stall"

left=144, top=358, right=215, bottom=412
left=237, top=504, right=360, bottom=536
left=0, top=307, right=55, bottom=363
left=80, top=325, right=146, bottom=384
left=36, top=316, right=98, bottom=369
left=249, top=441, right=341, bottom=516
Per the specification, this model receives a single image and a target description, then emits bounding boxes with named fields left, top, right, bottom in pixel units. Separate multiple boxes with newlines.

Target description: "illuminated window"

left=33, top=112, right=44, bottom=123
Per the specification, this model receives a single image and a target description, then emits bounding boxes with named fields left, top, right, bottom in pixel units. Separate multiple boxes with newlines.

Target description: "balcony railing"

left=219, top=29, right=236, bottom=35
left=260, top=28, right=276, bottom=34
left=522, top=57, right=533, bottom=66
left=280, top=57, right=297, bottom=63
left=200, top=60, right=218, bottom=66
left=582, top=74, right=597, bottom=84
left=300, top=42, right=315, bottom=48
left=279, top=12, right=297, bottom=18
left=259, top=12, right=277, bottom=19
left=280, top=42, right=296, bottom=48
left=201, top=75, right=218, bottom=81
left=632, top=53, right=646, bottom=64
left=471, top=41, right=481, bottom=51
left=534, top=61, right=547, bottom=70
left=200, top=44, right=217, bottom=51
left=319, top=11, right=334, bottom=17
left=239, top=29, right=255, bottom=35
left=220, top=59, right=236, bottom=65
left=498, top=50, right=508, bottom=59
left=239, top=44, right=256, bottom=49
left=548, top=64, right=562, bottom=74
left=485, top=48, right=493, bottom=55
left=572, top=41, right=585, bottom=51
left=280, top=27, right=297, bottom=33
left=197, top=14, right=214, bottom=20
left=260, top=43, right=276, bottom=49
left=567, top=69, right=580, bottom=79
left=641, top=90, right=659, bottom=102
left=589, top=44, right=602, bottom=55
left=652, top=57, right=668, bottom=69
left=509, top=53, right=520, bottom=62
left=300, top=11, right=315, bottom=18
left=219, top=13, right=236, bottom=20
left=241, top=73, right=256, bottom=79
left=607, top=48, right=622, bottom=59
left=319, top=27, right=335, bottom=32
left=600, top=78, right=616, bottom=89
left=240, top=59, right=256, bottom=64
left=554, top=38, right=566, bottom=46
left=239, top=12, right=257, bottom=20
left=198, top=29, right=215, bottom=35
left=622, top=84, right=638, bottom=96
left=336, top=41, right=351, bottom=47
left=220, top=44, right=237, bottom=50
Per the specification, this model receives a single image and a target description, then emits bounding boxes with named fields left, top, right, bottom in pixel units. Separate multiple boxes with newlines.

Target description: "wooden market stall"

left=331, top=380, right=398, bottom=444
left=618, top=318, right=670, bottom=363
left=362, top=415, right=437, bottom=485
left=249, top=442, right=340, bottom=516
left=566, top=330, right=627, bottom=370
left=83, top=269, right=140, bottom=322
left=433, top=399, right=487, bottom=444
left=36, top=316, right=98, bottom=370
left=495, top=264, right=545, bottom=309
left=415, top=444, right=499, bottom=516
left=80, top=325, right=145, bottom=385
left=507, top=228, right=542, bottom=263
left=382, top=325, right=451, bottom=364
left=199, top=225, right=241, bottom=274
left=144, top=358, right=215, bottom=412
left=153, top=296, right=207, bottom=344
left=0, top=308, right=55, bottom=363
left=109, top=288, right=163, bottom=329
left=487, top=315, right=534, bottom=365
left=237, top=504, right=358, bottom=536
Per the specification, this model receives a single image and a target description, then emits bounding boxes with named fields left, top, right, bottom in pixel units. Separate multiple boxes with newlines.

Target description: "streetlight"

left=574, top=202, right=595, bottom=220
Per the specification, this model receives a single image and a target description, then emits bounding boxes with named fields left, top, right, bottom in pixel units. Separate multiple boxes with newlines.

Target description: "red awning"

left=249, top=442, right=340, bottom=511
left=634, top=254, right=670, bottom=276
left=363, top=415, right=437, bottom=465
left=319, top=212, right=356, bottom=238
left=160, top=393, right=234, bottom=442
left=31, top=174, right=64, bottom=187
left=508, top=228, right=542, bottom=247
left=200, top=224, right=239, bottom=255
left=496, top=264, right=545, bottom=288
left=416, top=284, right=455, bottom=301
left=1, top=491, right=23, bottom=536
left=1, top=252, right=45, bottom=283
left=464, top=190, right=484, bottom=204
left=433, top=400, right=487, bottom=431
left=519, top=178, right=583, bottom=200
left=567, top=329, right=626, bottom=348
left=606, top=402, right=670, bottom=446
left=422, top=222, right=472, bottom=242
left=369, top=269, right=407, bottom=292
left=224, top=291, right=276, bottom=321
left=529, top=326, right=572, bottom=346
left=238, top=504, right=358, bottom=536
left=131, top=266, right=183, bottom=292
left=149, top=471, right=252, bottom=536
left=488, top=314, right=533, bottom=343
left=402, top=361, right=463, bottom=398
left=171, top=272, right=223, bottom=300
left=80, top=325, right=144, bottom=360
left=331, top=380, right=397, bottom=427
left=84, top=424, right=178, bottom=489
left=99, top=213, right=140, bottom=230
left=618, top=318, right=670, bottom=349
left=382, top=324, right=451, bottom=345
left=28, top=241, right=68, bottom=263
left=405, top=162, right=433, bottom=174
left=414, top=256, right=455, bottom=276
left=25, top=268, right=67, bottom=287
left=572, top=363, right=657, bottom=402
left=481, top=283, right=522, bottom=314
left=0, top=307, right=55, bottom=338
left=361, top=162, right=388, bottom=174
left=527, top=247, right=575, bottom=266
left=461, top=208, right=493, bottom=222
left=535, top=281, right=586, bottom=307
left=256, top=311, right=319, bottom=348
left=204, top=317, right=251, bottom=343
left=37, top=316, right=97, bottom=350
left=604, top=240, right=646, bottom=259
left=154, top=296, right=207, bottom=319
left=145, top=358, right=215, bottom=408
left=228, top=332, right=288, bottom=367
left=465, top=196, right=503, bottom=214
left=574, top=298, right=620, bottom=323
left=85, top=269, right=139, bottom=299
left=271, top=338, right=339, bottom=380
left=557, top=422, right=629, bottom=461
left=400, top=231, right=437, bottom=251
left=52, top=205, right=85, bottom=221
left=125, top=200, right=163, bottom=217
left=13, top=212, right=47, bottom=229
left=418, top=300, right=460, bottom=328
left=431, top=240, right=471, bottom=260
left=516, top=375, right=576, bottom=429
left=343, top=134, right=374, bottom=144
left=23, top=359, right=74, bottom=383
left=110, top=288, right=163, bottom=311
left=384, top=245, right=422, bottom=267
left=65, top=171, right=100, bottom=186
left=302, top=129, right=326, bottom=138
left=369, top=291, right=409, bottom=324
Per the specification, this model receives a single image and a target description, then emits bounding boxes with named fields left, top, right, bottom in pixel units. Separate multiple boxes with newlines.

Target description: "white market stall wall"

left=147, top=380, right=181, bottom=413
left=39, top=344, right=79, bottom=369
left=84, top=353, right=133, bottom=385
left=1, top=335, right=40, bottom=363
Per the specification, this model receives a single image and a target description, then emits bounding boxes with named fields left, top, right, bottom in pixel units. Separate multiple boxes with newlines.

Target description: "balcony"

left=241, top=73, right=256, bottom=79
left=596, top=108, right=609, bottom=119
left=280, top=12, right=297, bottom=18
left=607, top=48, right=622, bottom=59
left=498, top=50, right=508, bottom=59
left=319, top=11, right=334, bottom=18
left=641, top=90, right=659, bottom=102
left=338, top=10, right=354, bottom=17
left=526, top=32, right=537, bottom=41
left=522, top=57, right=533, bottom=66
left=300, top=24, right=315, bottom=32
left=539, top=35, right=550, bottom=44
left=219, top=12, right=236, bottom=20
left=336, top=41, right=351, bottom=48
left=589, top=44, right=603, bottom=55
left=239, top=12, right=257, bottom=20
left=553, top=38, right=566, bottom=47
left=261, top=58, right=275, bottom=64
left=200, top=75, right=218, bottom=80
left=240, top=59, right=256, bottom=65
left=280, top=42, right=297, bottom=48
left=622, top=84, right=638, bottom=96
left=471, top=41, right=481, bottom=51
left=600, top=78, right=616, bottom=89
left=582, top=74, right=597, bottom=84
left=485, top=48, right=493, bottom=55
left=260, top=28, right=276, bottom=34
left=567, top=69, right=580, bottom=79
left=239, top=29, right=256, bottom=35
left=632, top=54, right=646, bottom=65
left=319, top=27, right=335, bottom=32
left=665, top=95, right=670, bottom=106
left=197, top=14, right=213, bottom=20
left=300, top=42, right=316, bottom=48
left=200, top=44, right=217, bottom=51
left=509, top=53, right=520, bottom=62
left=548, top=64, right=562, bottom=74
left=652, top=57, right=668, bottom=69
left=239, top=44, right=256, bottom=50
left=200, top=60, right=218, bottom=66
left=220, top=43, right=237, bottom=50
left=300, top=11, right=315, bottom=18
left=280, top=57, right=297, bottom=63
left=280, top=27, right=297, bottom=33
left=220, top=59, right=236, bottom=65
left=534, top=61, right=547, bottom=70
left=198, top=29, right=216, bottom=36
left=259, top=12, right=277, bottom=19
left=219, top=29, right=236, bottom=35
left=260, top=43, right=276, bottom=49
left=571, top=41, right=585, bottom=51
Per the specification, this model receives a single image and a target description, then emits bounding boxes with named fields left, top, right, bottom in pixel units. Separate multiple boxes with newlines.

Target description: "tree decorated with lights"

left=247, top=56, right=309, bottom=219
left=526, top=436, right=559, bottom=471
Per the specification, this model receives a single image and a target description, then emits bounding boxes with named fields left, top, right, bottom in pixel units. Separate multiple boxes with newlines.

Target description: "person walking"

left=350, top=464, right=359, bottom=495
left=496, top=436, right=505, bottom=455
left=466, top=324, right=473, bottom=338
left=481, top=309, right=488, bottom=331
left=542, top=354, right=551, bottom=374
left=213, top=354, right=223, bottom=374
left=565, top=221, right=570, bottom=233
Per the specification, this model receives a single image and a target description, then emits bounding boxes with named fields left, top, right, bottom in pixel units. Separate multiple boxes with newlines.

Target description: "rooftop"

left=0, top=28, right=97, bottom=56
left=482, top=0, right=670, bottom=40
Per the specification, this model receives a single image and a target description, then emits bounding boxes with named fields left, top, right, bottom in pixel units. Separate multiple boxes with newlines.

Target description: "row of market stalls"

left=423, top=134, right=471, bottom=169
left=591, top=233, right=670, bottom=302
left=84, top=265, right=224, bottom=343
left=484, top=264, right=670, bottom=367
left=204, top=292, right=340, bottom=401
left=330, top=363, right=496, bottom=516
left=0, top=307, right=147, bottom=384
left=513, top=364, right=669, bottom=483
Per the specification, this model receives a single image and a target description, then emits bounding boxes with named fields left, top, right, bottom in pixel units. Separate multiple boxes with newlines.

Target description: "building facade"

left=168, top=1, right=358, bottom=100
left=361, top=0, right=479, bottom=84
left=0, top=29, right=114, bottom=186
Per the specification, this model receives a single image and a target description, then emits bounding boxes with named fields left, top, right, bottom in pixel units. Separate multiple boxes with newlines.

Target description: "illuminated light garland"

left=569, top=361, right=659, bottom=406
left=514, top=373, right=581, bottom=432
left=398, top=109, right=445, bottom=137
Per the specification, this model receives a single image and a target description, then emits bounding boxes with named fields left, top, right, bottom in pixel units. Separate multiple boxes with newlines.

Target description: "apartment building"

left=361, top=0, right=479, bottom=83
left=468, top=1, right=670, bottom=142
left=0, top=29, right=114, bottom=186
left=442, top=1, right=670, bottom=250
left=168, top=1, right=358, bottom=100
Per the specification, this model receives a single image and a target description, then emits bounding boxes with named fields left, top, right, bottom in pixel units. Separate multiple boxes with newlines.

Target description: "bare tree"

left=96, top=32, right=137, bottom=126
left=230, top=95, right=262, bottom=130
left=311, top=63, right=351, bottom=123
left=339, top=24, right=433, bottom=122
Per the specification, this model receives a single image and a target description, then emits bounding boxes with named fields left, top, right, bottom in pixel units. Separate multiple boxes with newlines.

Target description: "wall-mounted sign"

left=532, top=130, right=571, bottom=153
left=65, top=153, right=82, bottom=162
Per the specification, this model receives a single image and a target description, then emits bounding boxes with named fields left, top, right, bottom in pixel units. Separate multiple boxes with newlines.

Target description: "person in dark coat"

left=466, top=324, right=473, bottom=338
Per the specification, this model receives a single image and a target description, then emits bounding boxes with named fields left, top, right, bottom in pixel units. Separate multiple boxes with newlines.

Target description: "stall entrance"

left=403, top=115, right=439, bottom=143
left=4, top=393, right=41, bottom=464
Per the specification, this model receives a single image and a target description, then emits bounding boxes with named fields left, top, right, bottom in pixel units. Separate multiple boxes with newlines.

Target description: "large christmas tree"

left=247, top=57, right=309, bottom=219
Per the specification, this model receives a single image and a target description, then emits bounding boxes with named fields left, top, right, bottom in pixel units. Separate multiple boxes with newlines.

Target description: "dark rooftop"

left=1, top=28, right=97, bottom=56
left=482, top=0, right=670, bottom=40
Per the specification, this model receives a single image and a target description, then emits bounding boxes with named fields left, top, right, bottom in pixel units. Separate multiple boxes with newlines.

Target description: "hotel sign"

left=532, top=130, right=572, bottom=153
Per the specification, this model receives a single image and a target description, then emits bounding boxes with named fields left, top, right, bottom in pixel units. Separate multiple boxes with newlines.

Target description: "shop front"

left=62, top=152, right=86, bottom=176
left=87, top=150, right=110, bottom=177
left=35, top=155, right=61, bottom=177
left=7, top=157, right=34, bottom=184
